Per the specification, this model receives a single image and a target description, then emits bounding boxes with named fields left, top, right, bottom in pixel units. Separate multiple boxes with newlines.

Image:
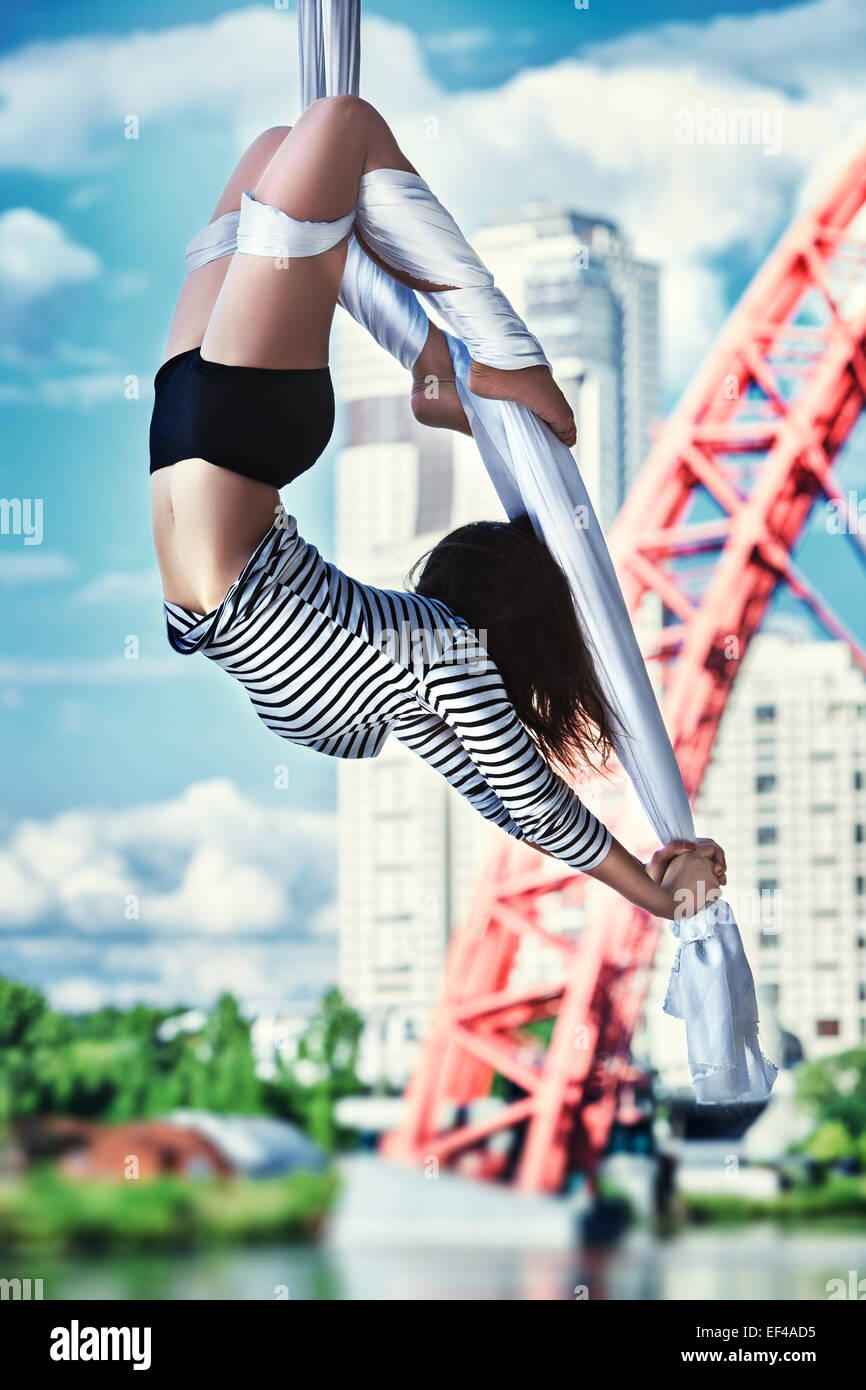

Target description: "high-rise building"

left=642, top=631, right=866, bottom=1084
left=335, top=206, right=662, bottom=1052
left=473, top=204, right=660, bottom=528
left=334, top=304, right=503, bottom=1048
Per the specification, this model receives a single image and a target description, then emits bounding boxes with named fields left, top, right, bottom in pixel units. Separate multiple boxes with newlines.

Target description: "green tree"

left=266, top=988, right=364, bottom=1150
left=201, top=993, right=262, bottom=1114
left=804, top=1120, right=855, bottom=1164
left=796, top=1048, right=866, bottom=1137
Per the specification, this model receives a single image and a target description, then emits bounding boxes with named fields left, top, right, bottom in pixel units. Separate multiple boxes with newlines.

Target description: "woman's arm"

left=418, top=635, right=612, bottom=871
left=584, top=835, right=681, bottom=918
left=418, top=632, right=724, bottom=910
left=525, top=834, right=723, bottom=921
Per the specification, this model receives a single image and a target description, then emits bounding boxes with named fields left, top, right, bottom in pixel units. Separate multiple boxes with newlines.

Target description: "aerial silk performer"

left=149, top=0, right=776, bottom=1104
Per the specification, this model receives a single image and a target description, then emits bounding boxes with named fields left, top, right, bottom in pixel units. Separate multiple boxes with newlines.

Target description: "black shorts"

left=148, top=348, right=335, bottom=490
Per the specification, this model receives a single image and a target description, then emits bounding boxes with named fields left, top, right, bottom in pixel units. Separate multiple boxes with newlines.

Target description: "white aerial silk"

left=293, top=0, right=778, bottom=1105
left=355, top=169, right=550, bottom=370
left=186, top=208, right=239, bottom=276
left=237, top=187, right=356, bottom=257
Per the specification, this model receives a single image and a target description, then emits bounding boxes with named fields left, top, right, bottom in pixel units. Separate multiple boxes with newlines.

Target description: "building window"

left=859, top=983, right=866, bottom=1002
left=857, top=876, right=865, bottom=897
left=757, top=826, right=778, bottom=846
left=760, top=931, right=780, bottom=948
left=816, top=1019, right=840, bottom=1037
left=755, top=705, right=776, bottom=723
left=762, top=984, right=780, bottom=1006
left=756, top=774, right=777, bottom=794
left=758, top=878, right=779, bottom=894
left=856, top=824, right=865, bottom=844
left=854, top=770, right=864, bottom=790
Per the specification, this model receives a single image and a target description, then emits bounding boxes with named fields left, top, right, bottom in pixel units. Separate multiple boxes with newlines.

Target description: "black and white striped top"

left=164, top=512, right=612, bottom=872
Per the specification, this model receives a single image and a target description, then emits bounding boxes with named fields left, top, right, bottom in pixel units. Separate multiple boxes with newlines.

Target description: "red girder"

left=382, top=145, right=866, bottom=1192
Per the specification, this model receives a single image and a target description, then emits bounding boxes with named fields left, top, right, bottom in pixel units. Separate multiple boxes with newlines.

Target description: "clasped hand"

left=646, top=837, right=727, bottom=921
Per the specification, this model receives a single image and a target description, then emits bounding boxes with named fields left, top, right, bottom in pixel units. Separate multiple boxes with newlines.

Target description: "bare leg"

left=199, top=97, right=573, bottom=444
left=161, top=125, right=291, bottom=364
left=159, top=120, right=465, bottom=428
left=199, top=97, right=425, bottom=372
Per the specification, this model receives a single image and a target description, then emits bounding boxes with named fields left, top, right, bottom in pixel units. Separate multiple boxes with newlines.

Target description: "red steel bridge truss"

left=382, top=146, right=866, bottom=1192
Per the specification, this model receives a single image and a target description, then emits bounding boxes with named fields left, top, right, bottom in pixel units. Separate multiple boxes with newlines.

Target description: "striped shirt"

left=164, top=512, right=612, bottom=872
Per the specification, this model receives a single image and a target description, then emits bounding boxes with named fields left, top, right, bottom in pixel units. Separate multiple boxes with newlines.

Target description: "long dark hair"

left=409, top=514, right=620, bottom=773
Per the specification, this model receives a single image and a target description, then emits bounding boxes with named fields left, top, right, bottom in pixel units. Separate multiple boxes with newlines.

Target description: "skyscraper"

left=473, top=204, right=660, bottom=528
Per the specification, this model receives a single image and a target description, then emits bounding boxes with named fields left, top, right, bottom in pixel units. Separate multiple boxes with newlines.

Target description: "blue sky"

left=2, top=0, right=865, bottom=1012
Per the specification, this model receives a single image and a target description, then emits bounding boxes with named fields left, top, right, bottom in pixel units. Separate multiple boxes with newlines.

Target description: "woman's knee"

left=304, top=94, right=380, bottom=131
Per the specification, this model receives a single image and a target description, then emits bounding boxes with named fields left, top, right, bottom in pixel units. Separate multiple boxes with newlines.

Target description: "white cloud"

left=0, top=10, right=442, bottom=173
left=37, top=372, right=127, bottom=409
left=0, top=777, right=337, bottom=939
left=50, top=976, right=109, bottom=1013
left=53, top=342, right=116, bottom=368
left=146, top=844, right=288, bottom=934
left=0, top=209, right=108, bottom=380
left=107, top=270, right=149, bottom=300
left=0, top=552, right=77, bottom=584
left=424, top=28, right=495, bottom=55
left=0, top=656, right=180, bottom=685
left=0, top=207, right=100, bottom=299
left=75, top=569, right=159, bottom=605
left=66, top=184, right=106, bottom=211
left=0, top=369, right=133, bottom=410
left=0, top=852, right=52, bottom=925
left=2, top=3, right=863, bottom=389
left=660, top=260, right=728, bottom=396
left=583, top=0, right=866, bottom=93
left=38, top=936, right=337, bottom=1013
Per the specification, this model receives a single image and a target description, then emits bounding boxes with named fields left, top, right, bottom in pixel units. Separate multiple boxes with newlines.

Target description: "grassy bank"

left=683, top=1175, right=866, bottom=1229
left=0, top=1168, right=339, bottom=1251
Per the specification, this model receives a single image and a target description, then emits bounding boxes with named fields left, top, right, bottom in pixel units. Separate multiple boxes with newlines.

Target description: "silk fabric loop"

left=185, top=209, right=240, bottom=276
left=237, top=188, right=355, bottom=259
left=355, top=168, right=550, bottom=370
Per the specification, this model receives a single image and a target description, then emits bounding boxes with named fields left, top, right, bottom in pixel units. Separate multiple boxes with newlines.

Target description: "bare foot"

left=411, top=324, right=472, bottom=436
left=467, top=360, right=577, bottom=447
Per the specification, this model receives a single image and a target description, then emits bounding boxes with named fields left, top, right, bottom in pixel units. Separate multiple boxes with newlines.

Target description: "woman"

left=150, top=95, right=725, bottom=920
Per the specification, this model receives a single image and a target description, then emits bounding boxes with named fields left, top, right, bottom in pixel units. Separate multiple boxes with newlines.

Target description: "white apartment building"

left=643, top=630, right=866, bottom=1085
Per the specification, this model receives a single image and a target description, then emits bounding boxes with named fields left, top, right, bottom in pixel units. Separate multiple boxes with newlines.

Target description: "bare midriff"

left=151, top=460, right=280, bottom=617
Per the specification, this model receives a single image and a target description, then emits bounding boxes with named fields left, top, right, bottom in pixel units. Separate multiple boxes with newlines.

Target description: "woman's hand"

left=646, top=837, right=727, bottom=889
left=694, top=837, right=726, bottom=885
left=645, top=839, right=696, bottom=885
left=660, top=849, right=722, bottom=920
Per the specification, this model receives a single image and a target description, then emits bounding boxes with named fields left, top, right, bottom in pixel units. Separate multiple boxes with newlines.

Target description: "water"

left=10, top=1229, right=866, bottom=1300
